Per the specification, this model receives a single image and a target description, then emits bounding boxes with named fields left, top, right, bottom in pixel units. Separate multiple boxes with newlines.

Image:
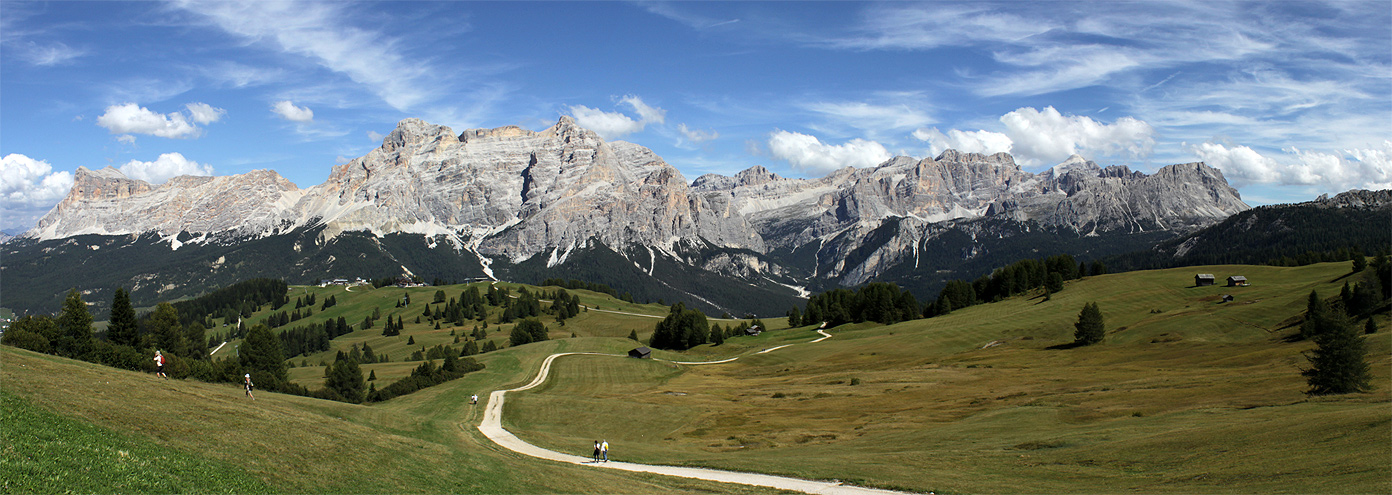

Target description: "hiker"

left=470, top=394, right=478, bottom=405
left=153, top=350, right=167, bottom=379
left=244, top=373, right=255, bottom=400
left=592, top=441, right=601, bottom=462
left=601, top=439, right=609, bottom=462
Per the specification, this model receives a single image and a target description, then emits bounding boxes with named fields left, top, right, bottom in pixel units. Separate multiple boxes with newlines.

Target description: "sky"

left=2, top=1, right=1390, bottom=232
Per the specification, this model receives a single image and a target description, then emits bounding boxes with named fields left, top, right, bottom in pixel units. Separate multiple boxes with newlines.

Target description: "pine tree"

left=107, top=288, right=139, bottom=347
left=787, top=306, right=802, bottom=327
left=1303, top=308, right=1371, bottom=395
left=1300, top=290, right=1329, bottom=340
left=54, top=289, right=94, bottom=359
left=368, top=369, right=376, bottom=381
left=150, top=302, right=189, bottom=358
left=240, top=324, right=288, bottom=390
left=628, top=330, right=639, bottom=341
left=1073, top=302, right=1105, bottom=345
left=325, top=354, right=366, bottom=403
left=1366, top=317, right=1378, bottom=334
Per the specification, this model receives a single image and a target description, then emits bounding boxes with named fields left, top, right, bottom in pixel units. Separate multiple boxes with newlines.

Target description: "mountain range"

left=5, top=117, right=1252, bottom=316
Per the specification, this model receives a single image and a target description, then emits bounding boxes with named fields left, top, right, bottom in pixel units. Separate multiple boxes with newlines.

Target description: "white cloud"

left=1188, top=141, right=1392, bottom=191
left=569, top=105, right=644, bottom=140
left=999, top=107, right=1154, bottom=166
left=173, top=1, right=443, bottom=112
left=620, top=95, right=665, bottom=125
left=767, top=130, right=891, bottom=174
left=184, top=102, right=226, bottom=124
left=913, top=128, right=1012, bottom=157
left=96, top=103, right=201, bottom=139
left=805, top=101, right=933, bottom=133
left=567, top=95, right=668, bottom=140
left=272, top=100, right=314, bottom=122
left=917, top=107, right=1155, bottom=167
left=677, top=124, right=718, bottom=145
left=18, top=41, right=84, bottom=66
left=0, top=154, right=74, bottom=208
left=367, top=131, right=386, bottom=142
left=118, top=152, right=213, bottom=184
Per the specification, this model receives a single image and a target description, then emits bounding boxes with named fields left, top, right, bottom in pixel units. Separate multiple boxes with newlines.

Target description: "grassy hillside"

left=504, top=262, right=1391, bottom=494
left=1, top=344, right=793, bottom=494
left=6, top=262, right=1387, bottom=493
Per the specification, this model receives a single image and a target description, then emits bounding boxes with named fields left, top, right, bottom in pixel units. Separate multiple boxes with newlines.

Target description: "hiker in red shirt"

left=153, top=350, right=167, bottom=379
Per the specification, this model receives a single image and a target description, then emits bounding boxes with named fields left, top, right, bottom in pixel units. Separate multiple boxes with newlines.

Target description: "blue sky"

left=3, top=1, right=1389, bottom=231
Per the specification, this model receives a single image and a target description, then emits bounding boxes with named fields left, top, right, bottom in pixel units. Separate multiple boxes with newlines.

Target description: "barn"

left=1227, top=276, right=1248, bottom=287
left=1195, top=274, right=1216, bottom=286
left=628, top=347, right=651, bottom=359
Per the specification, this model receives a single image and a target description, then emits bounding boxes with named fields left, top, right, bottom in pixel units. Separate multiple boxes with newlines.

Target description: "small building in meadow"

left=628, top=346, right=651, bottom=359
left=744, top=325, right=762, bottom=336
left=1195, top=274, right=1216, bottom=286
left=1227, top=276, right=1248, bottom=287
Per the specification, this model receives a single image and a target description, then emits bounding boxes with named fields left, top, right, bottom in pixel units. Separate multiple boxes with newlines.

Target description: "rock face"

left=26, top=117, right=1250, bottom=294
left=31, top=166, right=301, bottom=240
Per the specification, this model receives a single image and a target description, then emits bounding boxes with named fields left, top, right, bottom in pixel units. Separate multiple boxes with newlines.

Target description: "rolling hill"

left=4, top=262, right=1388, bottom=493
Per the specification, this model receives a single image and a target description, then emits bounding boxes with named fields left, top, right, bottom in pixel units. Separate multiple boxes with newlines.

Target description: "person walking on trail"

left=244, top=373, right=255, bottom=400
left=470, top=394, right=478, bottom=405
left=592, top=441, right=601, bottom=463
left=601, top=440, right=609, bottom=462
left=153, top=350, right=167, bottom=379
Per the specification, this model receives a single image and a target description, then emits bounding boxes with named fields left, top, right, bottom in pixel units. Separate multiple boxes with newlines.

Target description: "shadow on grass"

left=1045, top=341, right=1086, bottom=350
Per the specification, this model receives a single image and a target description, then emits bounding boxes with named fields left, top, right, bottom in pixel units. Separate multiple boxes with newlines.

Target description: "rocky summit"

left=14, top=117, right=1249, bottom=315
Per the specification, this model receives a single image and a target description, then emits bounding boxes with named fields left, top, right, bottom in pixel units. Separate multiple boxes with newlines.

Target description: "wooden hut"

left=628, top=346, right=651, bottom=359
left=1195, top=274, right=1216, bottom=286
left=1227, top=276, right=1248, bottom=287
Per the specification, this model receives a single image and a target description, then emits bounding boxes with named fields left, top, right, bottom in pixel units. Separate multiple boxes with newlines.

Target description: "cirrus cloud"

left=767, top=130, right=891, bottom=174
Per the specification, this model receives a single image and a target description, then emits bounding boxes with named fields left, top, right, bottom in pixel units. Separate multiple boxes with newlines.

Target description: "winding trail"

left=476, top=329, right=915, bottom=495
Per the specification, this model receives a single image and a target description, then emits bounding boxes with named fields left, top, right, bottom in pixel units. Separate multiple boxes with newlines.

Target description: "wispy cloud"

left=16, top=41, right=85, bottom=66
left=638, top=2, right=740, bottom=30
left=171, top=0, right=508, bottom=120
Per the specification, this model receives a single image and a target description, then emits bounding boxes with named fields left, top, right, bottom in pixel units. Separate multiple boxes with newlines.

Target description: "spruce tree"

left=1303, top=308, right=1371, bottom=395
left=326, top=354, right=366, bottom=403
left=55, top=289, right=94, bottom=359
left=150, top=302, right=189, bottom=358
left=1073, top=302, right=1105, bottom=345
left=628, top=330, right=639, bottom=341
left=107, top=288, right=139, bottom=347
left=240, top=324, right=288, bottom=389
left=1300, top=290, right=1329, bottom=340
left=787, top=306, right=802, bottom=327
left=1366, top=317, right=1378, bottom=334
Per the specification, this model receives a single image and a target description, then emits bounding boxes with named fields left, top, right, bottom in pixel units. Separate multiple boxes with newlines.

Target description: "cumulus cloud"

left=1, top=153, right=74, bottom=208
left=569, top=105, right=643, bottom=140
left=184, top=102, right=226, bottom=124
left=272, top=100, right=314, bottom=122
left=1188, top=141, right=1392, bottom=190
left=916, top=107, right=1156, bottom=166
left=1000, top=107, right=1154, bottom=165
left=367, top=130, right=385, bottom=142
left=96, top=103, right=203, bottom=139
left=767, top=130, right=892, bottom=174
left=913, top=128, right=1012, bottom=157
left=678, top=123, right=718, bottom=145
left=118, top=152, right=213, bottom=184
left=567, top=95, right=669, bottom=140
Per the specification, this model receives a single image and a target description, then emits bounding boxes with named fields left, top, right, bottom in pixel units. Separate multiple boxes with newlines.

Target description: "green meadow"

left=4, top=262, right=1388, bottom=493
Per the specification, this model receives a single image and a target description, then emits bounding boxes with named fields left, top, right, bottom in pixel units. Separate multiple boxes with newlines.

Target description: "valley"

left=4, top=262, right=1387, bottom=493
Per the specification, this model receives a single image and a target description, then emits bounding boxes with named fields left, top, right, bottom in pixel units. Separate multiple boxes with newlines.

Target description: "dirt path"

left=476, top=331, right=916, bottom=495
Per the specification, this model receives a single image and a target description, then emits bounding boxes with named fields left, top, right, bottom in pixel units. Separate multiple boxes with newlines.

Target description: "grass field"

left=504, top=262, right=1391, bottom=494
left=4, top=262, right=1388, bottom=493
